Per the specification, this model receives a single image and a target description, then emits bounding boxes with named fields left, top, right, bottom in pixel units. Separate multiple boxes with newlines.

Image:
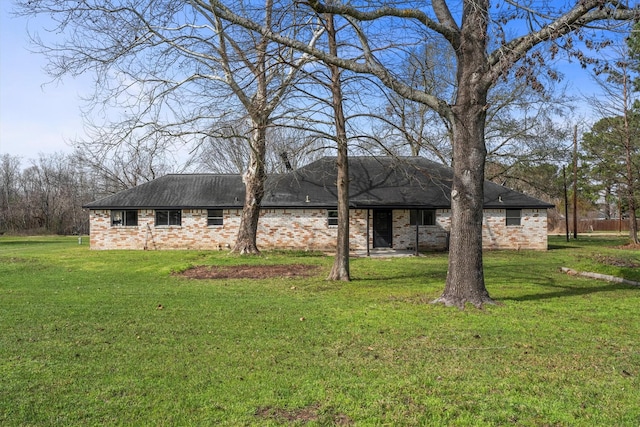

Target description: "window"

left=410, top=209, right=435, bottom=226
left=207, top=209, right=223, bottom=226
left=327, top=210, right=338, bottom=226
left=111, top=210, right=138, bottom=226
left=155, top=209, right=182, bottom=226
left=506, top=209, right=521, bottom=226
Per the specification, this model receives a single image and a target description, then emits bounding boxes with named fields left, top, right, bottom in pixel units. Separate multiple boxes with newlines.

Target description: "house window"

left=111, top=210, right=138, bottom=226
left=410, top=209, right=435, bottom=226
left=506, top=209, right=521, bottom=226
left=155, top=209, right=182, bottom=226
left=327, top=210, right=338, bottom=226
left=207, top=209, right=223, bottom=226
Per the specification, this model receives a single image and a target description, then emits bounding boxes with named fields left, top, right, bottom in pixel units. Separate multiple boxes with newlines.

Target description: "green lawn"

left=1, top=235, right=638, bottom=426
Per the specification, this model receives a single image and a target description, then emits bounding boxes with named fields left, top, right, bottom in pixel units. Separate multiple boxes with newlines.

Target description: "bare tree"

left=370, top=37, right=573, bottom=178
left=0, top=154, right=23, bottom=233
left=325, top=11, right=350, bottom=281
left=9, top=153, right=92, bottom=234
left=73, top=130, right=190, bottom=194
left=16, top=0, right=323, bottom=254
left=202, top=1, right=324, bottom=254
left=193, top=120, right=325, bottom=174
left=286, top=13, right=379, bottom=280
left=0, top=152, right=126, bottom=235
left=583, top=49, right=639, bottom=244
left=209, top=0, right=638, bottom=307
left=190, top=119, right=253, bottom=174
left=263, top=127, right=327, bottom=173
left=369, top=41, right=456, bottom=161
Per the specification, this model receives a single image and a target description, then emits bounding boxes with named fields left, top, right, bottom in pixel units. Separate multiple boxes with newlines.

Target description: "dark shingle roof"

left=84, top=156, right=554, bottom=209
left=83, top=174, right=245, bottom=209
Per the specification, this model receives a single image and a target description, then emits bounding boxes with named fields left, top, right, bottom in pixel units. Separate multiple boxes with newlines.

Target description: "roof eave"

left=484, top=203, right=555, bottom=209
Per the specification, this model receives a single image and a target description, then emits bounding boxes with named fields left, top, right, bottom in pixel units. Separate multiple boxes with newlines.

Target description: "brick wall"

left=481, top=208, right=548, bottom=250
left=392, top=210, right=450, bottom=251
left=256, top=209, right=368, bottom=251
left=89, top=207, right=548, bottom=250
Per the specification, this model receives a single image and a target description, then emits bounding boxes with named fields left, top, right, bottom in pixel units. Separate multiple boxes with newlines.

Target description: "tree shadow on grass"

left=0, top=239, right=67, bottom=246
left=547, top=244, right=581, bottom=250
left=353, top=270, right=445, bottom=282
left=500, top=280, right=636, bottom=302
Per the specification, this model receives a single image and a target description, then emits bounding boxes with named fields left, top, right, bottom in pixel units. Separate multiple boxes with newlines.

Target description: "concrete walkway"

left=352, top=248, right=419, bottom=258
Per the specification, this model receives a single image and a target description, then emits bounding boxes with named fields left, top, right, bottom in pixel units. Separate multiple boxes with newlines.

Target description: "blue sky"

left=0, top=2, right=618, bottom=163
left=0, top=4, right=91, bottom=161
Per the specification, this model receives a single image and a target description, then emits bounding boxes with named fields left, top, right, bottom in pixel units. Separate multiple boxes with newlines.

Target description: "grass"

left=1, top=235, right=639, bottom=426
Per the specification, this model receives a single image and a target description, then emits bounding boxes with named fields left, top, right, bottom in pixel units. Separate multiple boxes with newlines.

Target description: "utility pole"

left=572, top=125, right=578, bottom=239
left=563, top=166, right=569, bottom=242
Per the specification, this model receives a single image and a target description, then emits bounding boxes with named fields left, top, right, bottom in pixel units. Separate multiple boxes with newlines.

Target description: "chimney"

left=280, top=152, right=293, bottom=171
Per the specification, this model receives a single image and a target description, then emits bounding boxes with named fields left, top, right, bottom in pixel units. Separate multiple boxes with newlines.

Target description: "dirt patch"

left=593, top=254, right=639, bottom=268
left=255, top=404, right=353, bottom=425
left=177, top=264, right=321, bottom=279
left=255, top=404, right=321, bottom=423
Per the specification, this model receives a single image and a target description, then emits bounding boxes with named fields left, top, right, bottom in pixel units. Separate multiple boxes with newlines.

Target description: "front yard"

left=1, top=235, right=638, bottom=425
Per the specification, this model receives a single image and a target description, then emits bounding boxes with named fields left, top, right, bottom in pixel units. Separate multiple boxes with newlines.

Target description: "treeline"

left=0, top=153, right=112, bottom=235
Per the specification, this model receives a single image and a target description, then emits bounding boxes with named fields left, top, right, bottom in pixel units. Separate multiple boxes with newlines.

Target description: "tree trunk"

left=326, top=12, right=350, bottom=281
left=628, top=200, right=638, bottom=245
left=232, top=9, right=271, bottom=256
left=432, top=104, right=494, bottom=308
left=432, top=0, right=494, bottom=308
left=622, top=77, right=639, bottom=245
left=328, top=147, right=350, bottom=281
left=232, top=119, right=267, bottom=254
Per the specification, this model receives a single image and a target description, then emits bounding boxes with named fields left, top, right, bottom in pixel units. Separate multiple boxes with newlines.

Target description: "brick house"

left=84, top=156, right=553, bottom=251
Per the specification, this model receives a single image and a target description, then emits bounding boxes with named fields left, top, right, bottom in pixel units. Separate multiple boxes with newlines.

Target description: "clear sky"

left=0, top=4, right=90, bottom=161
left=0, top=3, right=620, bottom=164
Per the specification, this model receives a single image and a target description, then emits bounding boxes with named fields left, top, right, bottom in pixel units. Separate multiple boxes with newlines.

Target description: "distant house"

left=83, top=156, right=553, bottom=251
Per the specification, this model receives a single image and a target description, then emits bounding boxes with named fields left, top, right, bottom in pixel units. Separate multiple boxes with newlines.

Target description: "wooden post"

left=572, top=125, right=578, bottom=239
left=366, top=209, right=370, bottom=257
left=619, top=194, right=623, bottom=234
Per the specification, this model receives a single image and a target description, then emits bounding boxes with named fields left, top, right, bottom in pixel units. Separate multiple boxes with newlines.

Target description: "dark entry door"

left=373, top=209, right=393, bottom=248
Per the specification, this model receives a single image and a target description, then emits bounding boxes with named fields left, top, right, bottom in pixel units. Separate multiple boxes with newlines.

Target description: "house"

left=83, top=156, right=554, bottom=251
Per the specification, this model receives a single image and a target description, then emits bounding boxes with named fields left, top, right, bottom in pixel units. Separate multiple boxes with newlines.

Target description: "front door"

left=373, top=209, right=393, bottom=248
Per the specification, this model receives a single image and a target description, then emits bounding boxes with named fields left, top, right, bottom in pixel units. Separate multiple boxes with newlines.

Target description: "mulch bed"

left=177, top=264, right=321, bottom=279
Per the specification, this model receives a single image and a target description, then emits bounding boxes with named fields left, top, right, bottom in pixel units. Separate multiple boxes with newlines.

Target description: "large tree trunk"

left=232, top=9, right=271, bottom=256
left=432, top=0, right=494, bottom=308
left=326, top=13, right=350, bottom=281
left=432, top=105, right=494, bottom=308
left=232, top=120, right=267, bottom=254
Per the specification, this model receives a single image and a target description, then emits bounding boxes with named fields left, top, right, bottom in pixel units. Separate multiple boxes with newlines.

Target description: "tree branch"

left=486, top=0, right=639, bottom=84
